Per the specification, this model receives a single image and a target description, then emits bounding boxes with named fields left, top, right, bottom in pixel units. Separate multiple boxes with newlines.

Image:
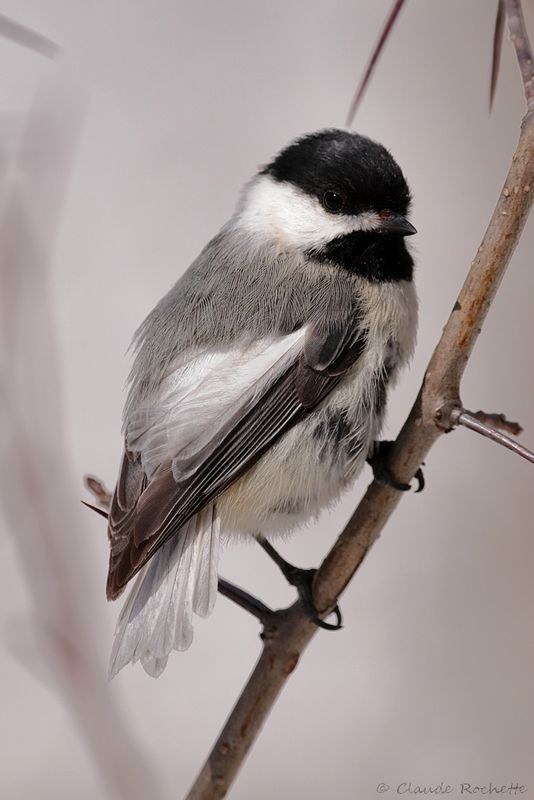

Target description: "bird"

left=105, top=128, right=418, bottom=678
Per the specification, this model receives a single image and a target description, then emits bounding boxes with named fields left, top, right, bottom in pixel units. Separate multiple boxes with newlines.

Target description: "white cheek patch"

left=237, top=175, right=381, bottom=250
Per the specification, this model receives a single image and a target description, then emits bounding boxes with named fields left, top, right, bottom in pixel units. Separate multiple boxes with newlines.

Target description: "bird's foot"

left=285, top=565, right=343, bottom=630
left=259, top=539, right=342, bottom=630
left=367, top=440, right=425, bottom=493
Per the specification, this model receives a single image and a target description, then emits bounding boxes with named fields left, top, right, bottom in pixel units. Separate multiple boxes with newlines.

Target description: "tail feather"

left=192, top=505, right=220, bottom=617
left=108, top=504, right=220, bottom=678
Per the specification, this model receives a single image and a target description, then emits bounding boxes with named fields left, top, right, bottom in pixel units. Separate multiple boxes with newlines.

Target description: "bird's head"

left=237, top=129, right=416, bottom=282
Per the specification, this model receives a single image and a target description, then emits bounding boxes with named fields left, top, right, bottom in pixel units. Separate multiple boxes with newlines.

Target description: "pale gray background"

left=1, top=1, right=533, bottom=798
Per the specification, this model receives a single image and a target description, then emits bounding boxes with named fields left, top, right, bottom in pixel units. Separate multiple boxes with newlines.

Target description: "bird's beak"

left=377, top=212, right=417, bottom=236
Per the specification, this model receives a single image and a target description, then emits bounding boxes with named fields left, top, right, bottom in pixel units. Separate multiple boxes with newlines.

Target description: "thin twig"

left=451, top=409, right=534, bottom=464
left=468, top=409, right=523, bottom=436
left=81, top=500, right=109, bottom=520
left=84, top=474, right=113, bottom=508
left=345, top=0, right=406, bottom=127
left=490, top=1, right=505, bottom=110
left=0, top=12, right=60, bottom=59
left=185, top=5, right=534, bottom=798
left=504, top=0, right=534, bottom=112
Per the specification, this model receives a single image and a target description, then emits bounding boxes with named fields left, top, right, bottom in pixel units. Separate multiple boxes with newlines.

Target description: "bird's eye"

left=322, top=190, right=345, bottom=213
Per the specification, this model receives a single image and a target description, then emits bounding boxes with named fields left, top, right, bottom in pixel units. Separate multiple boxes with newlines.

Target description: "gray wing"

left=107, top=323, right=367, bottom=599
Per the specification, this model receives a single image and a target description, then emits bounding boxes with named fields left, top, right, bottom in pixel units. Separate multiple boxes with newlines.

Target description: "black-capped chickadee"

left=106, top=129, right=417, bottom=677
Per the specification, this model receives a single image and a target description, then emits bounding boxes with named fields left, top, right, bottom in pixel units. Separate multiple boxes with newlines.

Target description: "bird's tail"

left=108, top=504, right=220, bottom=678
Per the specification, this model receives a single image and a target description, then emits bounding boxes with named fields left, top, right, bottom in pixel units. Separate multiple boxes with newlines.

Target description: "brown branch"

left=185, top=5, right=534, bottom=799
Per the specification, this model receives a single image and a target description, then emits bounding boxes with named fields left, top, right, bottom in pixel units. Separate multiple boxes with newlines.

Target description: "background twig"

left=0, top=79, right=163, bottom=800
left=345, top=0, right=406, bottom=126
left=504, top=0, right=534, bottom=112
left=490, top=1, right=505, bottom=110
left=84, top=474, right=113, bottom=508
left=0, top=12, right=60, bottom=58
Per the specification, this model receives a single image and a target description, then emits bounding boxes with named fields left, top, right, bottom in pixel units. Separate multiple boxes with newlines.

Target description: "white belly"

left=217, top=277, right=417, bottom=539
left=217, top=365, right=383, bottom=538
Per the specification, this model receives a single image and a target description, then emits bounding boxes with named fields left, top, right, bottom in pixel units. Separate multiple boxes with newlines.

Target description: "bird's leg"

left=367, top=440, right=425, bottom=492
left=258, top=538, right=343, bottom=631
left=217, top=577, right=273, bottom=624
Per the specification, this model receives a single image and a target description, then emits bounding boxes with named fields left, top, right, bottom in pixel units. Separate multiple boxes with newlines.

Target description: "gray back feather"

left=125, top=216, right=360, bottom=419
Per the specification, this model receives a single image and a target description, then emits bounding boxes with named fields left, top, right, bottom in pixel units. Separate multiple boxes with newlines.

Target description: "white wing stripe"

left=126, top=329, right=307, bottom=480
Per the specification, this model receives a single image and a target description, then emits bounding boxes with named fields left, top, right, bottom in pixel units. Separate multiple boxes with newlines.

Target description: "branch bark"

left=185, top=8, right=534, bottom=798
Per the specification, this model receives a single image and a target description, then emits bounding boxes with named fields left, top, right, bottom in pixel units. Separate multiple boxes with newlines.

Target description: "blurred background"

left=0, top=1, right=533, bottom=798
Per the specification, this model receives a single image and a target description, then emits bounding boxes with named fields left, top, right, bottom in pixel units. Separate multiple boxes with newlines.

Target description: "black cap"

left=263, top=129, right=411, bottom=217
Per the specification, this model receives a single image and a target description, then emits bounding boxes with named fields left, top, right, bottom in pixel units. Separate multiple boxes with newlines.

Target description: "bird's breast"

left=217, top=278, right=417, bottom=539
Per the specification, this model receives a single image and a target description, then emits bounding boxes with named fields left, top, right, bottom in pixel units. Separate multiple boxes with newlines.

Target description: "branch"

left=185, top=6, right=534, bottom=799
left=452, top=408, right=534, bottom=464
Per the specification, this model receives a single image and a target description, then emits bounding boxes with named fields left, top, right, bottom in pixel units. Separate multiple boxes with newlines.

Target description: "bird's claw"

left=282, top=565, right=343, bottom=630
left=259, top=540, right=343, bottom=630
left=413, top=466, right=425, bottom=493
left=368, top=440, right=425, bottom=493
